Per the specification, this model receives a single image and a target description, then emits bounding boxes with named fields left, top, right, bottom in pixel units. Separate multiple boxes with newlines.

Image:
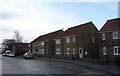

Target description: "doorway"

left=79, top=48, right=84, bottom=58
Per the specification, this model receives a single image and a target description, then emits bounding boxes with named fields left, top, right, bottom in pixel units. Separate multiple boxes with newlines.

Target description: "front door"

left=79, top=48, right=84, bottom=58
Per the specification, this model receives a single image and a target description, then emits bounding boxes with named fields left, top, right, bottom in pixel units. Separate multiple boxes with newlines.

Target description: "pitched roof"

left=100, top=18, right=120, bottom=32
left=55, top=22, right=93, bottom=39
left=31, top=30, right=63, bottom=43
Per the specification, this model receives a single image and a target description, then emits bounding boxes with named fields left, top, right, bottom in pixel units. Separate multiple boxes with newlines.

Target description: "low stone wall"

left=80, top=58, right=106, bottom=64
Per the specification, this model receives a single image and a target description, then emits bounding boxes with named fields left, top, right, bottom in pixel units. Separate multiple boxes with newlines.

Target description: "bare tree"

left=13, top=30, right=23, bottom=43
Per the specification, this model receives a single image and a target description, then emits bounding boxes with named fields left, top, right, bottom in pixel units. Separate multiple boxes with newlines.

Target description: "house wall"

left=55, top=39, right=63, bottom=57
left=63, top=36, right=77, bottom=59
left=99, top=31, right=120, bottom=64
left=31, top=30, right=64, bottom=57
left=47, top=39, right=55, bottom=57
left=32, top=41, right=46, bottom=57
left=12, top=43, right=29, bottom=56
left=77, top=23, right=99, bottom=59
left=62, top=24, right=99, bottom=59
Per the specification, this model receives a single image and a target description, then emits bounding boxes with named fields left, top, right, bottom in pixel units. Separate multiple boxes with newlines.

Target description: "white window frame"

left=73, top=36, right=75, bottom=42
left=113, top=31, right=118, bottom=39
left=66, top=37, right=70, bottom=43
left=56, top=39, right=61, bottom=44
left=102, top=33, right=105, bottom=40
left=41, top=42, right=44, bottom=45
left=39, top=49, right=41, bottom=54
left=66, top=48, right=70, bottom=54
left=103, top=47, right=106, bottom=55
left=73, top=48, right=75, bottom=54
left=85, top=51, right=88, bottom=55
left=113, top=46, right=120, bottom=55
left=41, top=49, right=45, bottom=54
left=33, top=50, right=36, bottom=54
left=39, top=42, right=41, bottom=45
left=56, top=48, right=61, bottom=54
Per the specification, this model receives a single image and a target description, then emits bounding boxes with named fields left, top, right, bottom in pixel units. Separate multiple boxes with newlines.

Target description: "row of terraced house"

left=30, top=18, right=120, bottom=65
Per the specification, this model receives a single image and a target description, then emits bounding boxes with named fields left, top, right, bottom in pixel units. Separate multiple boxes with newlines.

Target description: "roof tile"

left=100, top=18, right=120, bottom=32
left=31, top=30, right=63, bottom=43
left=55, top=22, right=93, bottom=39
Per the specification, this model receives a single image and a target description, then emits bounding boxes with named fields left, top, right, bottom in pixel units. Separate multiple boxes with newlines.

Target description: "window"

left=39, top=42, right=42, bottom=45
left=39, top=49, right=41, bottom=54
left=92, top=31, right=94, bottom=33
left=33, top=50, right=35, bottom=54
left=102, top=33, right=105, bottom=40
left=33, top=43, right=37, bottom=46
left=41, top=42, right=44, bottom=45
left=66, top=37, right=70, bottom=43
left=56, top=39, right=60, bottom=44
left=113, top=31, right=120, bottom=39
left=85, top=51, right=88, bottom=55
left=41, top=49, right=45, bottom=54
left=66, top=48, right=70, bottom=54
left=113, top=46, right=120, bottom=55
left=33, top=43, right=39, bottom=46
left=103, top=47, right=106, bottom=55
left=56, top=48, right=61, bottom=54
left=73, top=36, right=75, bottom=42
left=92, top=36, right=95, bottom=43
left=73, top=48, right=75, bottom=54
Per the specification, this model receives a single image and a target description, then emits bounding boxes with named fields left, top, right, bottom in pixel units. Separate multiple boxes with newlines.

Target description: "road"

left=2, top=56, right=115, bottom=76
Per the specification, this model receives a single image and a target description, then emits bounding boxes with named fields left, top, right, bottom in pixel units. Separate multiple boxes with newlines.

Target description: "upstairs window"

left=39, top=42, right=41, bottom=45
left=73, top=48, right=75, bottom=54
left=73, top=36, right=75, bottom=42
left=41, top=49, right=45, bottom=54
left=56, top=39, right=61, bottom=44
left=113, top=46, right=120, bottom=55
left=103, top=47, right=106, bottom=55
left=33, top=50, right=36, bottom=54
left=113, top=31, right=120, bottom=39
left=102, top=33, right=105, bottom=40
left=66, top=48, right=70, bottom=54
left=39, top=49, right=41, bottom=54
left=41, top=42, right=44, bottom=45
left=56, top=48, right=61, bottom=54
left=66, top=37, right=70, bottom=43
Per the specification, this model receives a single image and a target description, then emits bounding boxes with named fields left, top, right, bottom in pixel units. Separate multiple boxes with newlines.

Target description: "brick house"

left=12, top=43, right=29, bottom=56
left=99, top=18, right=120, bottom=65
left=2, top=39, right=29, bottom=56
left=31, top=30, right=64, bottom=57
left=55, top=22, right=99, bottom=59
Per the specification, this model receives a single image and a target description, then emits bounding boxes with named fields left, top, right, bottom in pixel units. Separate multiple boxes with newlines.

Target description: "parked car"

left=3, top=50, right=11, bottom=56
left=2, top=53, right=6, bottom=56
left=23, top=52, right=33, bottom=59
left=8, top=53, right=15, bottom=57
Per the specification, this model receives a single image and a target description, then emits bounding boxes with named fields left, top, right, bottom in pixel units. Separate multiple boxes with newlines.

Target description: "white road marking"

left=68, top=67, right=75, bottom=70
left=82, top=70, right=104, bottom=74
left=46, top=73, right=53, bottom=76
left=26, top=66, right=38, bottom=71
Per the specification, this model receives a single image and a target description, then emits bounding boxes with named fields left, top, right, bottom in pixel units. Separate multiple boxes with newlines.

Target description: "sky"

left=0, top=0, right=119, bottom=44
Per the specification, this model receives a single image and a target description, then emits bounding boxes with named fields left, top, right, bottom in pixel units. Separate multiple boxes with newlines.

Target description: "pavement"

left=38, top=57, right=120, bottom=75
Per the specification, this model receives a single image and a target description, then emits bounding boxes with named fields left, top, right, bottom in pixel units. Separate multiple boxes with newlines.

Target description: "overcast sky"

left=0, top=0, right=119, bottom=43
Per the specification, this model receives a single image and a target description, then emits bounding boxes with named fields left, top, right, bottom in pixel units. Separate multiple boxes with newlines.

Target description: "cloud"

left=0, top=0, right=118, bottom=43
left=0, top=4, right=26, bottom=20
left=0, top=2, right=80, bottom=43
